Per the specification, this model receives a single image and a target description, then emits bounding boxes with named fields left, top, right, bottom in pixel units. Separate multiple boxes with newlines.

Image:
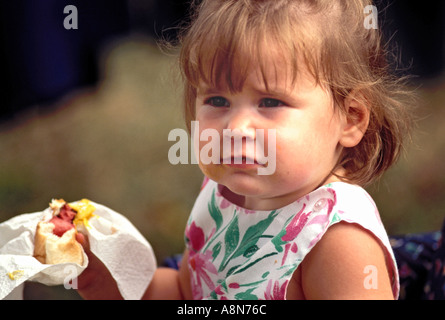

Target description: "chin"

left=221, top=174, right=266, bottom=197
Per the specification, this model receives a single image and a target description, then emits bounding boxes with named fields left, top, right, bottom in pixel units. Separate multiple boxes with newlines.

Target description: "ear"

left=339, top=92, right=370, bottom=148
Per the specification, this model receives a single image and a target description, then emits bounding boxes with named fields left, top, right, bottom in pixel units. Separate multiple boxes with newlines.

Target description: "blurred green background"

left=0, top=1, right=444, bottom=299
left=0, top=37, right=203, bottom=299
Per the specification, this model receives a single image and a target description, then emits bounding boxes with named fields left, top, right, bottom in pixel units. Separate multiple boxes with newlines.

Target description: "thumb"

left=75, top=232, right=85, bottom=245
left=75, top=232, right=91, bottom=253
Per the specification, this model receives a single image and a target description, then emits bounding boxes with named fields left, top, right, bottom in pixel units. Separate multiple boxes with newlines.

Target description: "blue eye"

left=259, top=98, right=285, bottom=108
left=205, top=96, right=230, bottom=107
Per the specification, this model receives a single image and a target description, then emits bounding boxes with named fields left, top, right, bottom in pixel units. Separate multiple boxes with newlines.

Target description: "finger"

left=76, top=232, right=90, bottom=252
left=75, top=232, right=85, bottom=245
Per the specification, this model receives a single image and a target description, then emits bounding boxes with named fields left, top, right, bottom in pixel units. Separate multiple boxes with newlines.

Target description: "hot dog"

left=33, top=199, right=94, bottom=265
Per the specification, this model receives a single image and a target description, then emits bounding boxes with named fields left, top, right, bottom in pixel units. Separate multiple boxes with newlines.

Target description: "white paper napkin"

left=0, top=200, right=157, bottom=300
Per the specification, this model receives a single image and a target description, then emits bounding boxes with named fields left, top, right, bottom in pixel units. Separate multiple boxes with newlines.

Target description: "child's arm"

left=300, top=222, right=395, bottom=300
left=142, top=249, right=193, bottom=300
left=76, top=234, right=192, bottom=299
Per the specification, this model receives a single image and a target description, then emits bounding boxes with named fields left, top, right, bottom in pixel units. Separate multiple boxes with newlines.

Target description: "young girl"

left=77, top=0, right=414, bottom=300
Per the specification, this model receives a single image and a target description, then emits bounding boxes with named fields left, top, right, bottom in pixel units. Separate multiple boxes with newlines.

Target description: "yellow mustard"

left=7, top=270, right=24, bottom=280
left=70, top=199, right=97, bottom=228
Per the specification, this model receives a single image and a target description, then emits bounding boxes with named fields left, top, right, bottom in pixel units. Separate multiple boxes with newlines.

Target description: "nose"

left=222, top=108, right=257, bottom=161
left=223, top=108, right=256, bottom=140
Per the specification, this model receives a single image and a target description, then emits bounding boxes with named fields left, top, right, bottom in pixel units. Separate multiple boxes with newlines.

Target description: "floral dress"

left=184, top=178, right=399, bottom=300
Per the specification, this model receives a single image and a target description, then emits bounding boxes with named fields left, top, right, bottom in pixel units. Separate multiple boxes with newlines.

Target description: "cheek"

left=198, top=163, right=226, bottom=182
left=194, top=121, right=225, bottom=181
left=274, top=128, right=332, bottom=173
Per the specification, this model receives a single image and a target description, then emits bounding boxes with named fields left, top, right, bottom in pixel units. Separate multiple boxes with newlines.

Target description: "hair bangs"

left=180, top=0, right=320, bottom=95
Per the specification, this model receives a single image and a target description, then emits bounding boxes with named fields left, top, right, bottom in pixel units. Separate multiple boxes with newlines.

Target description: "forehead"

left=197, top=43, right=320, bottom=98
left=197, top=39, right=303, bottom=93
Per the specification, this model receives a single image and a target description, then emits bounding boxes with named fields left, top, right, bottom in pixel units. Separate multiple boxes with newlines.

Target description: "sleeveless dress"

left=184, top=177, right=399, bottom=300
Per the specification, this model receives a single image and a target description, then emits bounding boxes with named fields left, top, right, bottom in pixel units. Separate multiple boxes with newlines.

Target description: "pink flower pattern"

left=264, top=279, right=288, bottom=300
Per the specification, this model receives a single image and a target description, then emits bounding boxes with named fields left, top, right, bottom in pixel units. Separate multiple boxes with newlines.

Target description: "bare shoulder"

left=300, top=222, right=394, bottom=300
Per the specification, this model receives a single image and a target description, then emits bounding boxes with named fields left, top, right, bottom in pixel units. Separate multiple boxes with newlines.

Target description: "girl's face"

left=194, top=62, right=347, bottom=210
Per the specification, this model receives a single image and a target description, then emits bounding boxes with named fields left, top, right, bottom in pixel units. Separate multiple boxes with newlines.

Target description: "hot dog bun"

left=34, top=221, right=84, bottom=265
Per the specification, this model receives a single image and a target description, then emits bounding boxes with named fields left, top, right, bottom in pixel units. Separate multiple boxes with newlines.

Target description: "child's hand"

left=76, top=233, right=123, bottom=300
left=76, top=234, right=189, bottom=300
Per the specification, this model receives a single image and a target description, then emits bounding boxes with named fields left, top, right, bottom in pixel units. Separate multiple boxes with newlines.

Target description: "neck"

left=225, top=170, right=346, bottom=211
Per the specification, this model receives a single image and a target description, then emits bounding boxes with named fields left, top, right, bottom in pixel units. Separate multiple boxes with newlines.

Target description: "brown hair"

left=177, top=0, right=414, bottom=186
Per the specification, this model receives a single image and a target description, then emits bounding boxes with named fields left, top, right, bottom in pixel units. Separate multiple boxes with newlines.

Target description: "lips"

left=221, top=155, right=265, bottom=168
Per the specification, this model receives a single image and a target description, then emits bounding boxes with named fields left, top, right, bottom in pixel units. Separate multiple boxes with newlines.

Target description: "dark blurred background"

left=0, top=0, right=444, bottom=299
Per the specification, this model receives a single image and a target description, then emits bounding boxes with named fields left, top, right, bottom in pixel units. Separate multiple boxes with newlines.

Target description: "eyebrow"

left=196, top=86, right=216, bottom=95
left=197, top=83, right=294, bottom=95
left=251, top=86, right=292, bottom=97
left=196, top=85, right=232, bottom=97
